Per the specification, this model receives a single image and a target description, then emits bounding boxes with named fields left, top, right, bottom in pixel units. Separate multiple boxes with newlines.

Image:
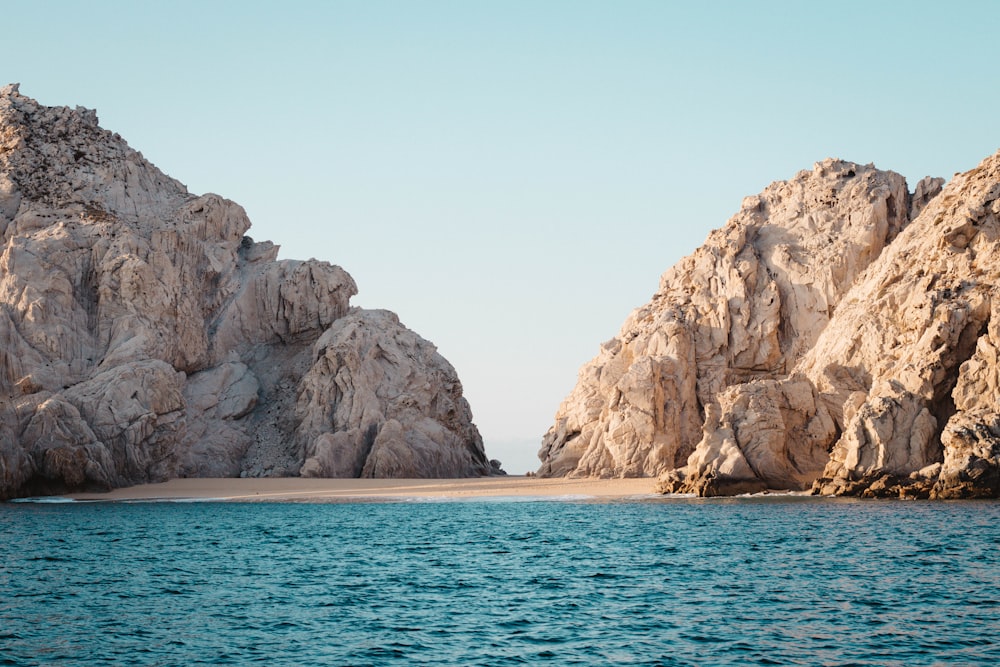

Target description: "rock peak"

left=1, top=86, right=170, bottom=217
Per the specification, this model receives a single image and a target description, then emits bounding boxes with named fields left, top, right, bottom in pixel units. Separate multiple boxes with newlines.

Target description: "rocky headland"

left=0, top=85, right=499, bottom=500
left=540, top=150, right=1000, bottom=499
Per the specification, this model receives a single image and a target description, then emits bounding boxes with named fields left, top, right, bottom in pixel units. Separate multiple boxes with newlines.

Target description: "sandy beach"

left=65, top=476, right=659, bottom=502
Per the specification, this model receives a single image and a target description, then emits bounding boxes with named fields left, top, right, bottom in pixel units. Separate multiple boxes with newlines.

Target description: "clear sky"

left=5, top=1, right=1000, bottom=472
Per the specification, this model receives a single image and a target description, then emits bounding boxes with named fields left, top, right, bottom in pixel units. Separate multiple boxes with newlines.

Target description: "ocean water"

left=2, top=497, right=999, bottom=666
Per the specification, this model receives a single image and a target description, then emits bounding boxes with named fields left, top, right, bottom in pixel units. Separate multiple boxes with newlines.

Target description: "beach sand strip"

left=65, top=476, right=658, bottom=502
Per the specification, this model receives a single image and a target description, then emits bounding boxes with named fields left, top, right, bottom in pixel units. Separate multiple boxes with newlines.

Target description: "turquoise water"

left=2, top=497, right=999, bottom=666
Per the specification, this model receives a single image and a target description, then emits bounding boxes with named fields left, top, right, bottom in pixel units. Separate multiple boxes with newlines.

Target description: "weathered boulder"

left=0, top=84, right=496, bottom=499
left=296, top=309, right=490, bottom=478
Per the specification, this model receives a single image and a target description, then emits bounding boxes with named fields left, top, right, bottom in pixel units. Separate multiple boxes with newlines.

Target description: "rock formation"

left=540, top=159, right=911, bottom=479
left=0, top=84, right=497, bottom=500
left=541, top=150, right=1000, bottom=498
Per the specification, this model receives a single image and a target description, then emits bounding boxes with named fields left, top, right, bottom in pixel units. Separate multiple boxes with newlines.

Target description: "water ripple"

left=1, top=499, right=999, bottom=665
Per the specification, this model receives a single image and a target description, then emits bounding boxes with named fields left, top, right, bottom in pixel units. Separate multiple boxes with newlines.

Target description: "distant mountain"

left=0, top=84, right=500, bottom=500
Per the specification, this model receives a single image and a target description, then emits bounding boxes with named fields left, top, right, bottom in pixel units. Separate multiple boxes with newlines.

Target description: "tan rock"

left=544, top=145, right=1000, bottom=498
left=663, top=150, right=1000, bottom=497
left=0, top=86, right=495, bottom=499
left=932, top=299, right=1000, bottom=498
left=541, top=159, right=910, bottom=481
left=297, top=309, right=493, bottom=478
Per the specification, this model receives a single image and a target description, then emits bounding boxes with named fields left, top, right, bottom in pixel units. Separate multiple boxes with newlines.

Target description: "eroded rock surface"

left=543, top=149, right=1000, bottom=498
left=0, top=84, right=496, bottom=499
left=801, top=153, right=1000, bottom=498
left=540, top=159, right=909, bottom=479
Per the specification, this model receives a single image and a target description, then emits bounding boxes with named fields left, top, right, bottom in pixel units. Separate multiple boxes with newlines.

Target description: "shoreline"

left=57, top=476, right=661, bottom=503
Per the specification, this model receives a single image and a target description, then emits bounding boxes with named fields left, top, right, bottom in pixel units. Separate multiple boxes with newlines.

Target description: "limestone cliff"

left=0, top=85, right=497, bottom=499
left=540, top=150, right=1000, bottom=498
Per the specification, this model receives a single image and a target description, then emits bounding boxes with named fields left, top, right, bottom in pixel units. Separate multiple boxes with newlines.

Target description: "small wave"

left=8, top=496, right=77, bottom=504
left=149, top=497, right=226, bottom=503
left=398, top=494, right=598, bottom=503
left=732, top=490, right=814, bottom=498
left=8, top=495, right=234, bottom=505
left=476, top=494, right=599, bottom=503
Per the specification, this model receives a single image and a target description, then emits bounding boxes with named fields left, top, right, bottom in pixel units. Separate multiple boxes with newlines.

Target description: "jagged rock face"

left=674, top=158, right=997, bottom=498
left=539, top=159, right=910, bottom=478
left=800, top=154, right=1000, bottom=498
left=296, top=309, right=489, bottom=478
left=545, top=143, right=1000, bottom=498
left=0, top=85, right=495, bottom=499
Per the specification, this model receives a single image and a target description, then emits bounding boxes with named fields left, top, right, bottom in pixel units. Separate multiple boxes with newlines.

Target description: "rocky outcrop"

left=666, top=156, right=988, bottom=498
left=295, top=309, right=490, bottom=478
left=0, top=84, right=496, bottom=499
left=800, top=156, right=999, bottom=498
left=539, top=159, right=910, bottom=479
left=542, top=149, right=1000, bottom=498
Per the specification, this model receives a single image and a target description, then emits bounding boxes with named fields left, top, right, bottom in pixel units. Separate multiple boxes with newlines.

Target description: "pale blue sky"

left=5, top=1, right=999, bottom=472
